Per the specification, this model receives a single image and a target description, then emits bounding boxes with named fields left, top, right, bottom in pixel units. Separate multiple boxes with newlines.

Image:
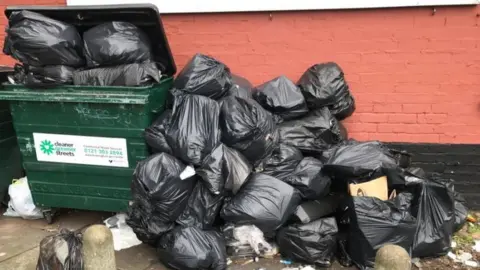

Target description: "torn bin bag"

left=253, top=76, right=308, bottom=120
left=144, top=110, right=173, bottom=154
left=176, top=182, right=224, bottom=230
left=157, top=226, right=227, bottom=270
left=221, top=173, right=302, bottom=234
left=297, top=62, right=351, bottom=109
left=174, top=54, right=232, bottom=100
left=127, top=153, right=196, bottom=245
left=226, top=74, right=253, bottom=100
left=3, top=10, right=84, bottom=67
left=286, top=157, right=331, bottom=200
left=83, top=22, right=152, bottom=67
left=220, top=96, right=279, bottom=165
left=347, top=196, right=417, bottom=270
left=277, top=218, right=338, bottom=267
left=72, top=62, right=161, bottom=86
left=36, top=229, right=83, bottom=270
left=323, top=140, right=398, bottom=183
left=256, top=144, right=303, bottom=181
left=278, top=107, right=344, bottom=155
left=166, top=94, right=221, bottom=166
left=197, top=143, right=252, bottom=195
left=406, top=174, right=455, bottom=258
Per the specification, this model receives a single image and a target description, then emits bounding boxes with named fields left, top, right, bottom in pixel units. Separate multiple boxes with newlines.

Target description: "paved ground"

left=0, top=208, right=352, bottom=270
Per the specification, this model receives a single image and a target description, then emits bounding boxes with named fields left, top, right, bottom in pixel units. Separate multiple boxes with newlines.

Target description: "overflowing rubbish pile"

left=3, top=11, right=162, bottom=87
left=128, top=53, right=469, bottom=270
left=1, top=9, right=469, bottom=270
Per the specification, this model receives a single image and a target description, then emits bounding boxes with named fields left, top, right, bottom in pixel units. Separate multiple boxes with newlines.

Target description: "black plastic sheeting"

left=127, top=153, right=196, bottom=245
left=158, top=226, right=227, bottom=270
left=13, top=64, right=75, bottom=88
left=256, top=144, right=303, bottom=180
left=297, top=62, right=355, bottom=120
left=346, top=196, right=417, bottom=270
left=454, top=191, right=468, bottom=232
left=174, top=54, right=232, bottom=100
left=253, top=76, right=308, bottom=121
left=73, top=62, right=161, bottom=86
left=197, top=143, right=252, bottom=195
left=276, top=218, right=338, bottom=267
left=220, top=96, right=279, bottom=165
left=278, top=107, right=344, bottom=155
left=292, top=195, right=340, bottom=224
left=322, top=140, right=398, bottom=184
left=176, top=182, right=224, bottom=230
left=36, top=229, right=83, bottom=270
left=144, top=110, right=173, bottom=155
left=226, top=74, right=253, bottom=100
left=83, top=21, right=152, bottom=68
left=3, top=10, right=84, bottom=67
left=166, top=94, right=221, bottom=166
left=404, top=172, right=455, bottom=258
left=221, top=173, right=302, bottom=235
left=286, top=157, right=331, bottom=200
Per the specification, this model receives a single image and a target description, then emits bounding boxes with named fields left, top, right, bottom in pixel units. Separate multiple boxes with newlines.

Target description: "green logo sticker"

left=40, top=140, right=55, bottom=155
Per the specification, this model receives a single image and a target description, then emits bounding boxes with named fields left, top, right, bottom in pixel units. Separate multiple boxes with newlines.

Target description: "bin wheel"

left=43, top=211, right=54, bottom=224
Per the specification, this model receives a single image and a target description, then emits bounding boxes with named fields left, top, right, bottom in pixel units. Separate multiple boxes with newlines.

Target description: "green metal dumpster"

left=0, top=66, right=22, bottom=202
left=0, top=4, right=176, bottom=212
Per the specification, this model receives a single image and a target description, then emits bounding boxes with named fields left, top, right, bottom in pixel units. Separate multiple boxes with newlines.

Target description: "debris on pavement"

left=3, top=177, right=45, bottom=219
left=104, top=213, right=142, bottom=251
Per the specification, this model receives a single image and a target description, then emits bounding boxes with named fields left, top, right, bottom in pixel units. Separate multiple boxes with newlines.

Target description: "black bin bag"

left=83, top=21, right=152, bottom=67
left=166, top=94, right=221, bottom=166
left=197, top=143, right=252, bottom=195
left=3, top=10, right=84, bottom=67
left=220, top=96, right=279, bottom=165
left=292, top=194, right=341, bottom=224
left=287, top=157, right=331, bottom=200
left=297, top=62, right=355, bottom=120
left=278, top=107, right=344, bottom=155
left=174, top=54, right=232, bottom=100
left=277, top=218, right=338, bottom=268
left=346, top=196, right=417, bottom=270
left=144, top=110, right=173, bottom=154
left=177, top=181, right=224, bottom=230
left=226, top=74, right=253, bottom=100
left=454, top=191, right=468, bottom=232
left=158, top=226, right=227, bottom=270
left=404, top=171, right=455, bottom=258
left=253, top=76, right=308, bottom=120
left=323, top=140, right=398, bottom=186
left=221, top=173, right=302, bottom=234
left=127, top=153, right=196, bottom=245
left=256, top=144, right=303, bottom=181
left=13, top=64, right=75, bottom=88
left=36, top=229, right=83, bottom=270
left=73, top=62, right=161, bottom=86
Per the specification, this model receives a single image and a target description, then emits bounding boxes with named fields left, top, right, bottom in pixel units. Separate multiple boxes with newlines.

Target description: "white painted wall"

left=66, top=0, right=479, bottom=14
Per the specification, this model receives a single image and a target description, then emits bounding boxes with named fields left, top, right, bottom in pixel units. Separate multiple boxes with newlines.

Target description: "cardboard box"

left=349, top=176, right=388, bottom=201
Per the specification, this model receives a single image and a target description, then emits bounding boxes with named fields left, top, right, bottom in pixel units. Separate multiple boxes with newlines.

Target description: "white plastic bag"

left=233, top=225, right=275, bottom=256
left=3, top=177, right=43, bottom=219
left=104, top=213, right=142, bottom=251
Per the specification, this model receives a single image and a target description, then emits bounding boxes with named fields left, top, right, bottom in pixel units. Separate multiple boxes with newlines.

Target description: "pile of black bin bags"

left=130, top=53, right=469, bottom=270
left=3, top=11, right=162, bottom=87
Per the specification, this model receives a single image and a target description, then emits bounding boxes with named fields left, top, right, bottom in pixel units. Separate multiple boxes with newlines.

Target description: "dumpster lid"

left=4, top=4, right=176, bottom=77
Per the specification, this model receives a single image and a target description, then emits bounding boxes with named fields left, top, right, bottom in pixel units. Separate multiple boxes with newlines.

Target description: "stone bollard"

left=374, top=244, right=411, bottom=270
left=82, top=224, right=116, bottom=270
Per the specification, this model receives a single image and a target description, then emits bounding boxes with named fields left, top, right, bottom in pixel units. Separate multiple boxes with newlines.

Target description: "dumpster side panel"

left=4, top=80, right=172, bottom=211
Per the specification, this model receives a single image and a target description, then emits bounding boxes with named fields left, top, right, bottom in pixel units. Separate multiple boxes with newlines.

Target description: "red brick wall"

left=2, top=1, right=480, bottom=144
